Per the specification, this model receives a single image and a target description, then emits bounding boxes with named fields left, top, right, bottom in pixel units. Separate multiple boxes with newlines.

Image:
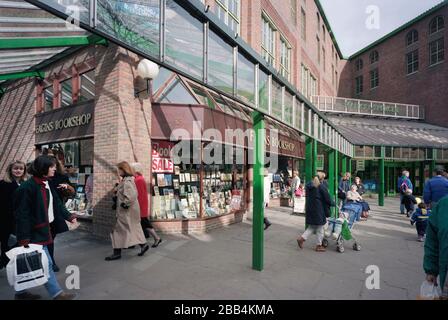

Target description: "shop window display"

left=39, top=138, right=94, bottom=217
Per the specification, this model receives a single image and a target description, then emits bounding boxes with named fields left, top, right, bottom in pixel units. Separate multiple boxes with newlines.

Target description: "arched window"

left=355, top=58, right=363, bottom=71
left=370, top=50, right=379, bottom=64
left=406, top=30, right=418, bottom=46
left=430, top=16, right=444, bottom=34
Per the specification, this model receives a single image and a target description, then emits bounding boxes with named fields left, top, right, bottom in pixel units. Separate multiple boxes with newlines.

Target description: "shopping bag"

left=341, top=220, right=352, bottom=241
left=417, top=280, right=441, bottom=300
left=6, top=245, right=50, bottom=292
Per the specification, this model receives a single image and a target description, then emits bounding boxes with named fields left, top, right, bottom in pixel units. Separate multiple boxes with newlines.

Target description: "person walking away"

left=338, top=172, right=351, bottom=206
left=105, top=161, right=149, bottom=261
left=423, top=195, right=448, bottom=300
left=423, top=167, right=448, bottom=209
left=14, top=155, right=78, bottom=300
left=47, top=155, right=75, bottom=272
left=410, top=203, right=431, bottom=242
left=131, top=163, right=162, bottom=247
left=398, top=170, right=413, bottom=214
left=297, top=172, right=334, bottom=252
left=0, top=161, right=27, bottom=269
left=401, top=189, right=417, bottom=218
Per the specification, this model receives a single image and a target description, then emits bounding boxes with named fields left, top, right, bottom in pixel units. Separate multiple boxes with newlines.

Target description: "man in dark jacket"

left=423, top=167, right=448, bottom=208
left=297, top=173, right=334, bottom=252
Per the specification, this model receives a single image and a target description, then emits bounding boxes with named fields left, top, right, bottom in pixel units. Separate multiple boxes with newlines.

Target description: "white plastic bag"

left=418, top=280, right=441, bottom=300
left=6, top=244, right=50, bottom=292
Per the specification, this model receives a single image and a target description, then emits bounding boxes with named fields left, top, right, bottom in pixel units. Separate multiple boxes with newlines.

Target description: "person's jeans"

left=301, top=225, right=324, bottom=245
left=400, top=194, right=405, bottom=214
left=16, top=245, right=63, bottom=298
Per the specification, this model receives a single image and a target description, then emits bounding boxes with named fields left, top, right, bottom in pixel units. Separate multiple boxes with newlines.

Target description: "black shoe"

left=105, top=254, right=121, bottom=261
left=52, top=264, right=60, bottom=273
left=152, top=239, right=162, bottom=248
left=138, top=244, right=149, bottom=257
left=264, top=223, right=272, bottom=230
left=14, top=292, right=41, bottom=300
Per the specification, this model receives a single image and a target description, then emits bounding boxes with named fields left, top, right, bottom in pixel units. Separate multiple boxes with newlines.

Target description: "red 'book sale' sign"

left=152, top=141, right=174, bottom=173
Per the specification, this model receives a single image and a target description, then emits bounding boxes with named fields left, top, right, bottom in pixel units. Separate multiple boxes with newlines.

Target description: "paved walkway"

left=0, top=197, right=426, bottom=300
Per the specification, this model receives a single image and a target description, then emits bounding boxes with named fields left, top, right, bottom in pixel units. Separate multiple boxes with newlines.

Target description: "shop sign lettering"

left=152, top=141, right=174, bottom=173
left=36, top=113, right=92, bottom=134
left=265, top=135, right=295, bottom=152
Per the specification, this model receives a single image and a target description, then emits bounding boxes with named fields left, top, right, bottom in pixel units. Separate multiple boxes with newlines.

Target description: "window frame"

left=301, top=7, right=306, bottom=41
left=429, top=15, right=445, bottom=35
left=215, top=0, right=241, bottom=34
left=370, top=50, right=379, bottom=64
left=355, top=75, right=363, bottom=95
left=261, top=13, right=277, bottom=67
left=370, top=68, right=379, bottom=89
left=280, top=36, right=292, bottom=81
left=406, top=49, right=419, bottom=75
left=355, top=58, right=364, bottom=71
left=429, top=38, right=445, bottom=66
left=406, top=29, right=419, bottom=46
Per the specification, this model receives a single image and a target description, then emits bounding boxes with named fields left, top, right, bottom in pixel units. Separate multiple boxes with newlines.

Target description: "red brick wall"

left=339, top=5, right=448, bottom=127
left=92, top=44, right=152, bottom=238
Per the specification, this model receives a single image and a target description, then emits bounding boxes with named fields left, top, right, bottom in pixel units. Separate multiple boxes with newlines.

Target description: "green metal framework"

left=0, top=35, right=106, bottom=50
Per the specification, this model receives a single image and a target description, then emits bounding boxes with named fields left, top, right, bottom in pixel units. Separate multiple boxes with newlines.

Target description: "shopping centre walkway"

left=0, top=197, right=425, bottom=300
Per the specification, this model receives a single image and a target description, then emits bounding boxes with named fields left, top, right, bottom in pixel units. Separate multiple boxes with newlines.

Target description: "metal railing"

left=311, top=96, right=424, bottom=120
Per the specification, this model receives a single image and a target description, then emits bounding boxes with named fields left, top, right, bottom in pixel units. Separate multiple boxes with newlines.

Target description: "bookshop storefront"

left=35, top=101, right=94, bottom=217
left=150, top=103, right=250, bottom=232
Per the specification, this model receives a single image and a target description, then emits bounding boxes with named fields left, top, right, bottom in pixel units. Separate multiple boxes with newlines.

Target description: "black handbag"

left=338, top=190, right=346, bottom=200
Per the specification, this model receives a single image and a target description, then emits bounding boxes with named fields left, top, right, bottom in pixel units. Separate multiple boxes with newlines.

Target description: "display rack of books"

left=151, top=164, right=201, bottom=220
left=270, top=173, right=283, bottom=199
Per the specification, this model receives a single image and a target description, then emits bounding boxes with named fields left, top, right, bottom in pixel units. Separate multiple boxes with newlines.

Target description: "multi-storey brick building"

left=339, top=1, right=447, bottom=127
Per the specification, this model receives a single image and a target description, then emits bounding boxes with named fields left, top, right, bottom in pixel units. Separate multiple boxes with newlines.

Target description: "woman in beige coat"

left=105, top=161, right=149, bottom=261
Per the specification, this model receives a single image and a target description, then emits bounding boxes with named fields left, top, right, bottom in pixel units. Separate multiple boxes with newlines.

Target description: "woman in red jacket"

left=132, top=163, right=162, bottom=248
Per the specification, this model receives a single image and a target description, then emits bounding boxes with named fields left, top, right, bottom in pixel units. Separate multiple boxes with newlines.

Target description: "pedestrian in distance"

left=423, top=195, right=448, bottom=300
left=297, top=172, right=334, bottom=252
left=14, top=155, right=78, bottom=300
left=0, top=160, right=27, bottom=269
left=105, top=161, right=149, bottom=261
left=410, top=203, right=431, bottom=242
left=398, top=170, right=413, bottom=214
left=401, top=189, right=417, bottom=217
left=131, top=162, right=162, bottom=248
left=423, top=166, right=448, bottom=209
left=47, top=155, right=76, bottom=272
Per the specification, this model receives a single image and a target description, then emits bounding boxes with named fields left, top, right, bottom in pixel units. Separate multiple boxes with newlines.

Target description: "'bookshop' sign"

left=152, top=141, right=174, bottom=173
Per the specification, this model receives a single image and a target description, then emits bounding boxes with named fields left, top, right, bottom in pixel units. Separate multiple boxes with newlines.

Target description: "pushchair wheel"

left=337, top=244, right=345, bottom=253
left=353, top=243, right=361, bottom=251
left=322, top=238, right=329, bottom=248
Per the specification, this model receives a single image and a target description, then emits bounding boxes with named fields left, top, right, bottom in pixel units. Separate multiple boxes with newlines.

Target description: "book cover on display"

left=164, top=174, right=173, bottom=186
left=157, top=174, right=166, bottom=187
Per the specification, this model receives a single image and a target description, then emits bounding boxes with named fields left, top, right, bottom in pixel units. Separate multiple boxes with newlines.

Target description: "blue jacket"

left=397, top=176, right=413, bottom=193
left=423, top=176, right=448, bottom=205
left=338, top=178, right=350, bottom=193
left=411, top=208, right=431, bottom=224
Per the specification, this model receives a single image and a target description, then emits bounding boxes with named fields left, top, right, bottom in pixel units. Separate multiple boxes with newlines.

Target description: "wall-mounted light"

left=134, top=59, right=160, bottom=99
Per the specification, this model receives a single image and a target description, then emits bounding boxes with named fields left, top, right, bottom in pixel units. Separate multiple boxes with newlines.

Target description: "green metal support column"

left=334, top=151, right=339, bottom=217
left=312, top=139, right=318, bottom=177
left=305, top=137, right=314, bottom=183
left=379, top=147, right=385, bottom=206
left=252, top=111, right=265, bottom=271
left=419, top=161, right=426, bottom=195
left=328, top=149, right=336, bottom=217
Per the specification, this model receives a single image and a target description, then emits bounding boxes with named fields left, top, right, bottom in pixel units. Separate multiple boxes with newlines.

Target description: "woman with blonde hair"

left=297, top=172, right=334, bottom=252
left=106, top=161, right=149, bottom=261
left=0, top=160, right=27, bottom=269
left=131, top=162, right=162, bottom=248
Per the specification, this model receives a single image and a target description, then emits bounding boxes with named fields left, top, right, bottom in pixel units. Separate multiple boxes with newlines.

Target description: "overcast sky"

left=319, top=0, right=445, bottom=57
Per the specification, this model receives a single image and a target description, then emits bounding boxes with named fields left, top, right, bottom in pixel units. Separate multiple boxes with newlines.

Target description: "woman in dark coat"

left=47, top=156, right=75, bottom=272
left=14, top=155, right=77, bottom=300
left=297, top=172, right=334, bottom=252
left=0, top=160, right=27, bottom=269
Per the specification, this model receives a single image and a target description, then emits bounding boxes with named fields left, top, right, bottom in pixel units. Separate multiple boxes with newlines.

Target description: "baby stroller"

left=322, top=206, right=361, bottom=253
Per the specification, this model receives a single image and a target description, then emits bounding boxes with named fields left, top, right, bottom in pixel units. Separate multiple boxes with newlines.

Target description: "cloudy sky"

left=319, top=0, right=445, bottom=57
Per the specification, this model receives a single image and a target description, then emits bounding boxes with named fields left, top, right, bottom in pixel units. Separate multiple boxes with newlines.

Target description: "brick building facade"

left=339, top=2, right=447, bottom=127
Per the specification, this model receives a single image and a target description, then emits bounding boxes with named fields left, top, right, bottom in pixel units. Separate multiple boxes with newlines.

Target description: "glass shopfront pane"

left=79, top=70, right=95, bottom=102
left=385, top=146, right=392, bottom=158
left=165, top=0, right=203, bottom=80
left=153, top=67, right=174, bottom=95
left=271, top=81, right=282, bottom=120
left=258, top=70, right=269, bottom=112
left=61, top=78, right=73, bottom=107
left=364, top=146, right=373, bottom=158
left=303, top=107, right=309, bottom=134
left=295, top=102, right=302, bottom=131
left=97, top=0, right=160, bottom=58
left=237, top=52, right=255, bottom=106
left=44, top=86, right=54, bottom=112
left=284, top=90, right=293, bottom=125
left=157, top=77, right=198, bottom=104
left=208, top=30, right=234, bottom=94
left=38, top=0, right=90, bottom=24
